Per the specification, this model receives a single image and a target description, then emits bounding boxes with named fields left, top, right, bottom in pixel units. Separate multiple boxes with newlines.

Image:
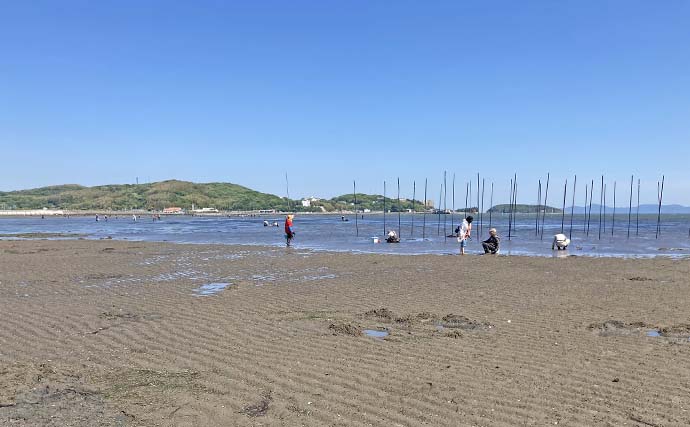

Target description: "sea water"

left=1, top=214, right=689, bottom=258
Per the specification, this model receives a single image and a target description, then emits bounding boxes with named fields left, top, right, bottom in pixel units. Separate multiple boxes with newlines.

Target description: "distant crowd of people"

left=93, top=214, right=162, bottom=222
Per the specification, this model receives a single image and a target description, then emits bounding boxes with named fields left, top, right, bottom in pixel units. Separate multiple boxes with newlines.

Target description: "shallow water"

left=1, top=214, right=689, bottom=258
left=363, top=329, right=389, bottom=338
left=193, top=283, right=230, bottom=296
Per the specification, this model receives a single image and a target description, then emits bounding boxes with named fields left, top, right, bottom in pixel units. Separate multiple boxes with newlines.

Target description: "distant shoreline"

left=0, top=210, right=683, bottom=218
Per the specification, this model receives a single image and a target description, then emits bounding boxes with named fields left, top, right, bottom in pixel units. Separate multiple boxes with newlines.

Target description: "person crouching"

left=386, top=230, right=400, bottom=243
left=482, top=228, right=500, bottom=254
left=552, top=233, right=570, bottom=250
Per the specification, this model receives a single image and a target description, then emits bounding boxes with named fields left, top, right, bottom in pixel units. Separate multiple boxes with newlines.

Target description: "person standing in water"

left=458, top=216, right=473, bottom=255
left=284, top=214, right=295, bottom=247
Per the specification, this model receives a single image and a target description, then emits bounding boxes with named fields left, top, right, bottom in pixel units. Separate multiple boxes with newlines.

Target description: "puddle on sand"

left=193, top=283, right=231, bottom=296
left=647, top=329, right=661, bottom=337
left=363, top=329, right=389, bottom=339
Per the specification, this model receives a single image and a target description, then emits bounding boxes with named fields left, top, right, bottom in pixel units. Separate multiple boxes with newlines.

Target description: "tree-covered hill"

left=0, top=180, right=290, bottom=211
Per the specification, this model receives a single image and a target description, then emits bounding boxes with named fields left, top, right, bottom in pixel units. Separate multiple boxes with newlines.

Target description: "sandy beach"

left=1, top=239, right=689, bottom=426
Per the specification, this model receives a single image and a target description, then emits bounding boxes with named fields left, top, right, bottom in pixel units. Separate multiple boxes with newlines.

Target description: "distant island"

left=488, top=204, right=562, bottom=214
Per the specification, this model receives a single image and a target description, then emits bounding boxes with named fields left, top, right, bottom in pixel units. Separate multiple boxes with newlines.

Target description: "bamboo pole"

left=602, top=184, right=606, bottom=237
left=611, top=181, right=616, bottom=236
left=397, top=177, right=401, bottom=238
left=513, top=174, right=518, bottom=237
left=467, top=180, right=472, bottom=214
left=464, top=182, right=469, bottom=218
left=451, top=174, right=455, bottom=235
left=480, top=178, right=485, bottom=238
left=513, top=174, right=517, bottom=239
left=627, top=175, right=633, bottom=239
left=569, top=175, right=576, bottom=239
left=561, top=179, right=567, bottom=233
left=540, top=173, right=550, bottom=240
left=411, top=180, right=416, bottom=237
left=583, top=183, right=588, bottom=234
left=636, top=179, right=640, bottom=236
left=437, top=183, right=442, bottom=236
left=443, top=171, right=447, bottom=241
left=383, top=180, right=386, bottom=236
left=598, top=176, right=603, bottom=240
left=489, top=182, right=494, bottom=229
left=423, top=178, right=427, bottom=239
left=536, top=180, right=542, bottom=236
left=587, top=179, right=594, bottom=237
left=656, top=175, right=665, bottom=238
left=477, top=173, right=481, bottom=236
left=508, top=178, right=514, bottom=240
left=353, top=180, right=358, bottom=236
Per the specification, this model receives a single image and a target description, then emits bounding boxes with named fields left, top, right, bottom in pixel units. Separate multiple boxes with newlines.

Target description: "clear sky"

left=2, top=1, right=689, bottom=205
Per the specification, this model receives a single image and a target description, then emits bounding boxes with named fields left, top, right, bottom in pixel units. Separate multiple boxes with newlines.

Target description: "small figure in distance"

left=263, top=220, right=269, bottom=227
left=284, top=214, right=295, bottom=246
left=552, top=233, right=571, bottom=250
left=457, top=216, right=473, bottom=255
left=482, top=228, right=500, bottom=254
left=273, top=221, right=278, bottom=227
left=385, top=230, right=400, bottom=243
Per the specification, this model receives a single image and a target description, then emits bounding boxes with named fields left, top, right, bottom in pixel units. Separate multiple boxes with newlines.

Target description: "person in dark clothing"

left=385, top=230, right=400, bottom=243
left=482, top=228, right=500, bottom=254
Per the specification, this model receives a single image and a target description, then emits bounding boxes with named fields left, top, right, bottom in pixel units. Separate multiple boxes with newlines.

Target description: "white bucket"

left=372, top=237, right=380, bottom=244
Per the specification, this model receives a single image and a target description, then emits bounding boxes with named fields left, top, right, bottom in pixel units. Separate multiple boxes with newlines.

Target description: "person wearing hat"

left=458, top=215, right=473, bottom=255
left=482, top=228, right=500, bottom=254
left=284, top=214, right=295, bottom=246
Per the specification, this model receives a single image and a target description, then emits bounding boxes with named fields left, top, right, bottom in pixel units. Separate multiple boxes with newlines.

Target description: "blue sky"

left=2, top=1, right=689, bottom=205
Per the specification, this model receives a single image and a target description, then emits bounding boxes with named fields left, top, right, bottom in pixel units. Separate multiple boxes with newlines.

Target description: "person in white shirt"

left=552, top=233, right=571, bottom=250
left=458, top=216, right=473, bottom=255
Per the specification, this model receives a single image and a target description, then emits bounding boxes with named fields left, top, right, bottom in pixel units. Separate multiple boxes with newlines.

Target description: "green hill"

left=0, top=180, right=290, bottom=211
left=0, top=181, right=451, bottom=212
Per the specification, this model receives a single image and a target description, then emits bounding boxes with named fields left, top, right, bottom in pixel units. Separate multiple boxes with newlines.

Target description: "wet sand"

left=1, top=240, right=689, bottom=426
